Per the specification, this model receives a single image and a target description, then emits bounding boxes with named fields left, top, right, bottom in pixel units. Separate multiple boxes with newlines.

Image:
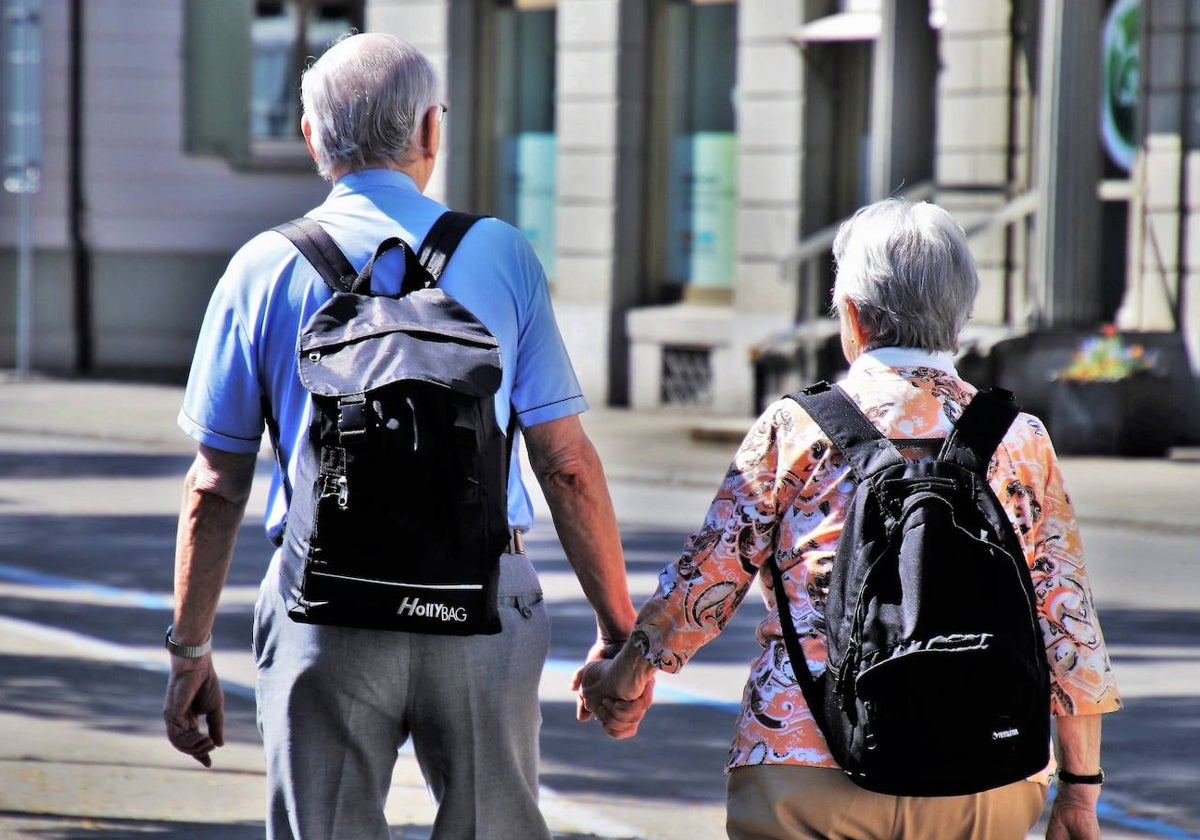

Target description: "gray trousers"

left=253, top=551, right=552, bottom=840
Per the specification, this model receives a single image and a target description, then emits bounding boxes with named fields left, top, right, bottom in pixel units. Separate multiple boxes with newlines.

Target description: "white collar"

left=848, top=347, right=959, bottom=377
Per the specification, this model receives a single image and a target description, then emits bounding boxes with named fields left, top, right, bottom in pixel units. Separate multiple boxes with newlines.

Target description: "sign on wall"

left=3, top=0, right=42, bottom=195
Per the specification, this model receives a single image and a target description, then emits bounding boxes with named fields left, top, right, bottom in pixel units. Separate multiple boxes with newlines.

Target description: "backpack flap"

left=297, top=288, right=502, bottom=399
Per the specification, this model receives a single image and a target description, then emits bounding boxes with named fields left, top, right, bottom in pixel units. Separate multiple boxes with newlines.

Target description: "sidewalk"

left=2, top=374, right=1195, bottom=535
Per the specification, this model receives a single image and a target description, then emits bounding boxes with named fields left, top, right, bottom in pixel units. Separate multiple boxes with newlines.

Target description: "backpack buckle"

left=338, top=395, right=368, bottom=440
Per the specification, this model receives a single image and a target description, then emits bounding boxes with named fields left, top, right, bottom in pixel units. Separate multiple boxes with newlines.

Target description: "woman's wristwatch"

left=1057, top=767, right=1105, bottom=785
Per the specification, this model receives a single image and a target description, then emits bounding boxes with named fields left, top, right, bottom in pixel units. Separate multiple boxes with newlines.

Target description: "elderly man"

left=163, top=33, right=640, bottom=839
left=581, top=199, right=1121, bottom=840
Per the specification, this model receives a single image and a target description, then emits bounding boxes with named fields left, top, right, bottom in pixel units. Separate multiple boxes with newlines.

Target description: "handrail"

left=962, top=190, right=1037, bottom=239
left=779, top=181, right=936, bottom=274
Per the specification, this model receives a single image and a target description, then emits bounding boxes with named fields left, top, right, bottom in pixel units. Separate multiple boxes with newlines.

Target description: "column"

left=1032, top=0, right=1105, bottom=328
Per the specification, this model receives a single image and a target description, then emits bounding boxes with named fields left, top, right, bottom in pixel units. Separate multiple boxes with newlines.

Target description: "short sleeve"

left=177, top=264, right=266, bottom=454
left=508, top=237, right=588, bottom=428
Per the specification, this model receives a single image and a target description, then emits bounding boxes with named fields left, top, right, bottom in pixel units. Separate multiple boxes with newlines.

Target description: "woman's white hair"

left=831, top=199, right=979, bottom=352
left=300, top=33, right=439, bottom=180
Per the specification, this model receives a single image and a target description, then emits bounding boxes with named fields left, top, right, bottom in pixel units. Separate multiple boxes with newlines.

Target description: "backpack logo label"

left=991, top=726, right=1020, bottom=741
left=397, top=596, right=469, bottom=623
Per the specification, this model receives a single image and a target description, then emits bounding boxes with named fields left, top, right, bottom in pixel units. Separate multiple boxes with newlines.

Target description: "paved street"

left=0, top=377, right=1197, bottom=838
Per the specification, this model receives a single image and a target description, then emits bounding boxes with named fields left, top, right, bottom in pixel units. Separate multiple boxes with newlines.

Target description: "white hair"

left=300, top=33, right=439, bottom=180
left=831, top=199, right=979, bottom=352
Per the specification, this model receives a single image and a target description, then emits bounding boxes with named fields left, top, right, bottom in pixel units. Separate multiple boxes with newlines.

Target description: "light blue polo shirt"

left=179, top=168, right=588, bottom=541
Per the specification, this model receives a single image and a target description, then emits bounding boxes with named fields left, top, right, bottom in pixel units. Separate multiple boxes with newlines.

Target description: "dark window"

left=647, top=0, right=738, bottom=300
left=252, top=0, right=363, bottom=142
left=184, top=0, right=362, bottom=166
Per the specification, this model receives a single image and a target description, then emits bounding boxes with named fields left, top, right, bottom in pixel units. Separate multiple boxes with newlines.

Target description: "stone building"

left=1, top=0, right=1196, bottom=431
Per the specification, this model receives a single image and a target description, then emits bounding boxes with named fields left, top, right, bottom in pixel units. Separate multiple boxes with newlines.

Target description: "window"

left=251, top=1, right=361, bottom=142
left=185, top=0, right=363, bottom=166
left=485, top=2, right=557, bottom=277
left=647, top=0, right=738, bottom=301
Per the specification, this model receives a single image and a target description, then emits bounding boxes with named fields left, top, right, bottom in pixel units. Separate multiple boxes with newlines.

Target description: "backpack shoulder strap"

left=412, top=211, right=488, bottom=291
left=273, top=217, right=357, bottom=293
left=937, top=387, right=1020, bottom=473
left=788, top=381, right=905, bottom=481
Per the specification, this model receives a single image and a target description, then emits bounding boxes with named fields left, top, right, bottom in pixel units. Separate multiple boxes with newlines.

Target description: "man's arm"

left=524, top=415, right=638, bottom=654
left=1046, top=713, right=1104, bottom=840
left=163, top=444, right=256, bottom=768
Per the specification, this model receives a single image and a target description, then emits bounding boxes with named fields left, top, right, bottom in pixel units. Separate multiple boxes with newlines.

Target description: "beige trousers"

left=726, top=765, right=1047, bottom=840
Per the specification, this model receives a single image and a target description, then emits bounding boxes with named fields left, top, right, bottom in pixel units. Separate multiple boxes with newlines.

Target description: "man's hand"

left=163, top=656, right=225, bottom=768
left=574, top=652, right=655, bottom=739
left=165, top=445, right=252, bottom=768
left=1045, top=783, right=1102, bottom=840
left=572, top=636, right=625, bottom=723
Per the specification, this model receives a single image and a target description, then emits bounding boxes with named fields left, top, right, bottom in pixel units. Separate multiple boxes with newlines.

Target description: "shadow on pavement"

left=0, top=653, right=261, bottom=746
left=0, top=815, right=633, bottom=840
left=0, top=514, right=271, bottom=592
left=1092, top=607, right=1200, bottom=833
left=0, top=452, right=195, bottom=480
left=540, top=698, right=735, bottom=804
left=0, top=814, right=265, bottom=839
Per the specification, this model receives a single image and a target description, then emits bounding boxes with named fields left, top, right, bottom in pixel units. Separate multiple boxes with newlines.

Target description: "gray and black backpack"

left=770, top=381, right=1051, bottom=796
left=268, top=212, right=511, bottom=635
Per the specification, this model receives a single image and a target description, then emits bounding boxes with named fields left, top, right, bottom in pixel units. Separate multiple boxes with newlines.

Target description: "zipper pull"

left=336, top=476, right=349, bottom=510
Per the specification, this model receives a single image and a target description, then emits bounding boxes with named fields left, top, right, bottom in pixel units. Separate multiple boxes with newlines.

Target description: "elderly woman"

left=579, top=199, right=1121, bottom=840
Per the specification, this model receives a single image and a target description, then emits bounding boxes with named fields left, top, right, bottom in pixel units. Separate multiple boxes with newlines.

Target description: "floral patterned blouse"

left=631, top=348, right=1122, bottom=777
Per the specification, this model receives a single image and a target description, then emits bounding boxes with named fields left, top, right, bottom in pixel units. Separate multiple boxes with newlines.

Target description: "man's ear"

left=424, top=104, right=441, bottom=160
left=301, top=115, right=318, bottom=163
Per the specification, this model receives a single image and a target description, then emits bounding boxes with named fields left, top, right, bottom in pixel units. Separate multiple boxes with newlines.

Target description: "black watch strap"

left=1058, top=767, right=1105, bottom=785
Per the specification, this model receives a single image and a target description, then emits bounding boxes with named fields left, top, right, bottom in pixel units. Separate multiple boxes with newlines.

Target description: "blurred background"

left=1, top=0, right=1197, bottom=453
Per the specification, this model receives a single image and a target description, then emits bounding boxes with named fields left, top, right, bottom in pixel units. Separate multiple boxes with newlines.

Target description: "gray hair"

left=831, top=199, right=978, bottom=352
left=300, top=33, right=439, bottom=180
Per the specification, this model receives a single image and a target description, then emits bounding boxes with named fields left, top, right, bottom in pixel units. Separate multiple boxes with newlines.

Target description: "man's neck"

left=331, top=160, right=425, bottom=191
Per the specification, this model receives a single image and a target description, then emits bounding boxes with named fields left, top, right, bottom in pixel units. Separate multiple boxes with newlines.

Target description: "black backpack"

left=768, top=381, right=1051, bottom=796
left=269, top=212, right=511, bottom=636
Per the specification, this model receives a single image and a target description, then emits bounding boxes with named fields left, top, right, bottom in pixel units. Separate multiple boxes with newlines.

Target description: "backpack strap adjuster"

left=337, top=394, right=369, bottom=440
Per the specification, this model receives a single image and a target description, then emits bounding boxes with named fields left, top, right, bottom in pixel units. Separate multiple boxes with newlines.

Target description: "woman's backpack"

left=769, top=382, right=1051, bottom=796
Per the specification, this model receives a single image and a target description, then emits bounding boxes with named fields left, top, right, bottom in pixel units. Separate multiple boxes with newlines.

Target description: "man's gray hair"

left=301, top=33, right=439, bottom=180
left=832, top=199, right=979, bottom=352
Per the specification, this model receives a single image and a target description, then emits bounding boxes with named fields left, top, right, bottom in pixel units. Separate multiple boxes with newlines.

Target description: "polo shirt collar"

left=330, top=168, right=420, bottom=198
left=849, top=346, right=959, bottom=378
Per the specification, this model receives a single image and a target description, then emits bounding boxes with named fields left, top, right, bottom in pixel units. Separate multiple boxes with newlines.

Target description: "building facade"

left=1, top=0, right=1197, bottom=421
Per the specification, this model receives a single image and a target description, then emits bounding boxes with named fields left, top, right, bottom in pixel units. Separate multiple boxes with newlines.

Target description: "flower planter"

left=1047, top=375, right=1174, bottom=457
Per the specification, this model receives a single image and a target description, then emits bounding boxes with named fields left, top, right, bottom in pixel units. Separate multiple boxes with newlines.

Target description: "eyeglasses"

left=437, top=103, right=448, bottom=123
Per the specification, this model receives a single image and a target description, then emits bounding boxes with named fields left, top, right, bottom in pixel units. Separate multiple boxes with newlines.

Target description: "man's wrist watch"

left=1057, top=767, right=1105, bottom=785
left=165, top=625, right=212, bottom=659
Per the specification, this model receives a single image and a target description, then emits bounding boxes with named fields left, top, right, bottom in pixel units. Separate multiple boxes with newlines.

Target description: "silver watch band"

left=165, top=625, right=212, bottom=659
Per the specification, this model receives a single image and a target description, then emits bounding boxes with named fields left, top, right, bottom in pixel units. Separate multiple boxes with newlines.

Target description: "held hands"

left=571, top=640, right=655, bottom=739
left=572, top=636, right=626, bottom=725
left=163, top=655, right=225, bottom=768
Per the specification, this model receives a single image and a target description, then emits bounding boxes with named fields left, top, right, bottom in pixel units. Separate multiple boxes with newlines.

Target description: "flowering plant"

left=1056, top=324, right=1159, bottom=382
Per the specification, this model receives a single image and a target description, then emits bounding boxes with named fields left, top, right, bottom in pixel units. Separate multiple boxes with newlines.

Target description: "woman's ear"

left=301, top=115, right=318, bottom=163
